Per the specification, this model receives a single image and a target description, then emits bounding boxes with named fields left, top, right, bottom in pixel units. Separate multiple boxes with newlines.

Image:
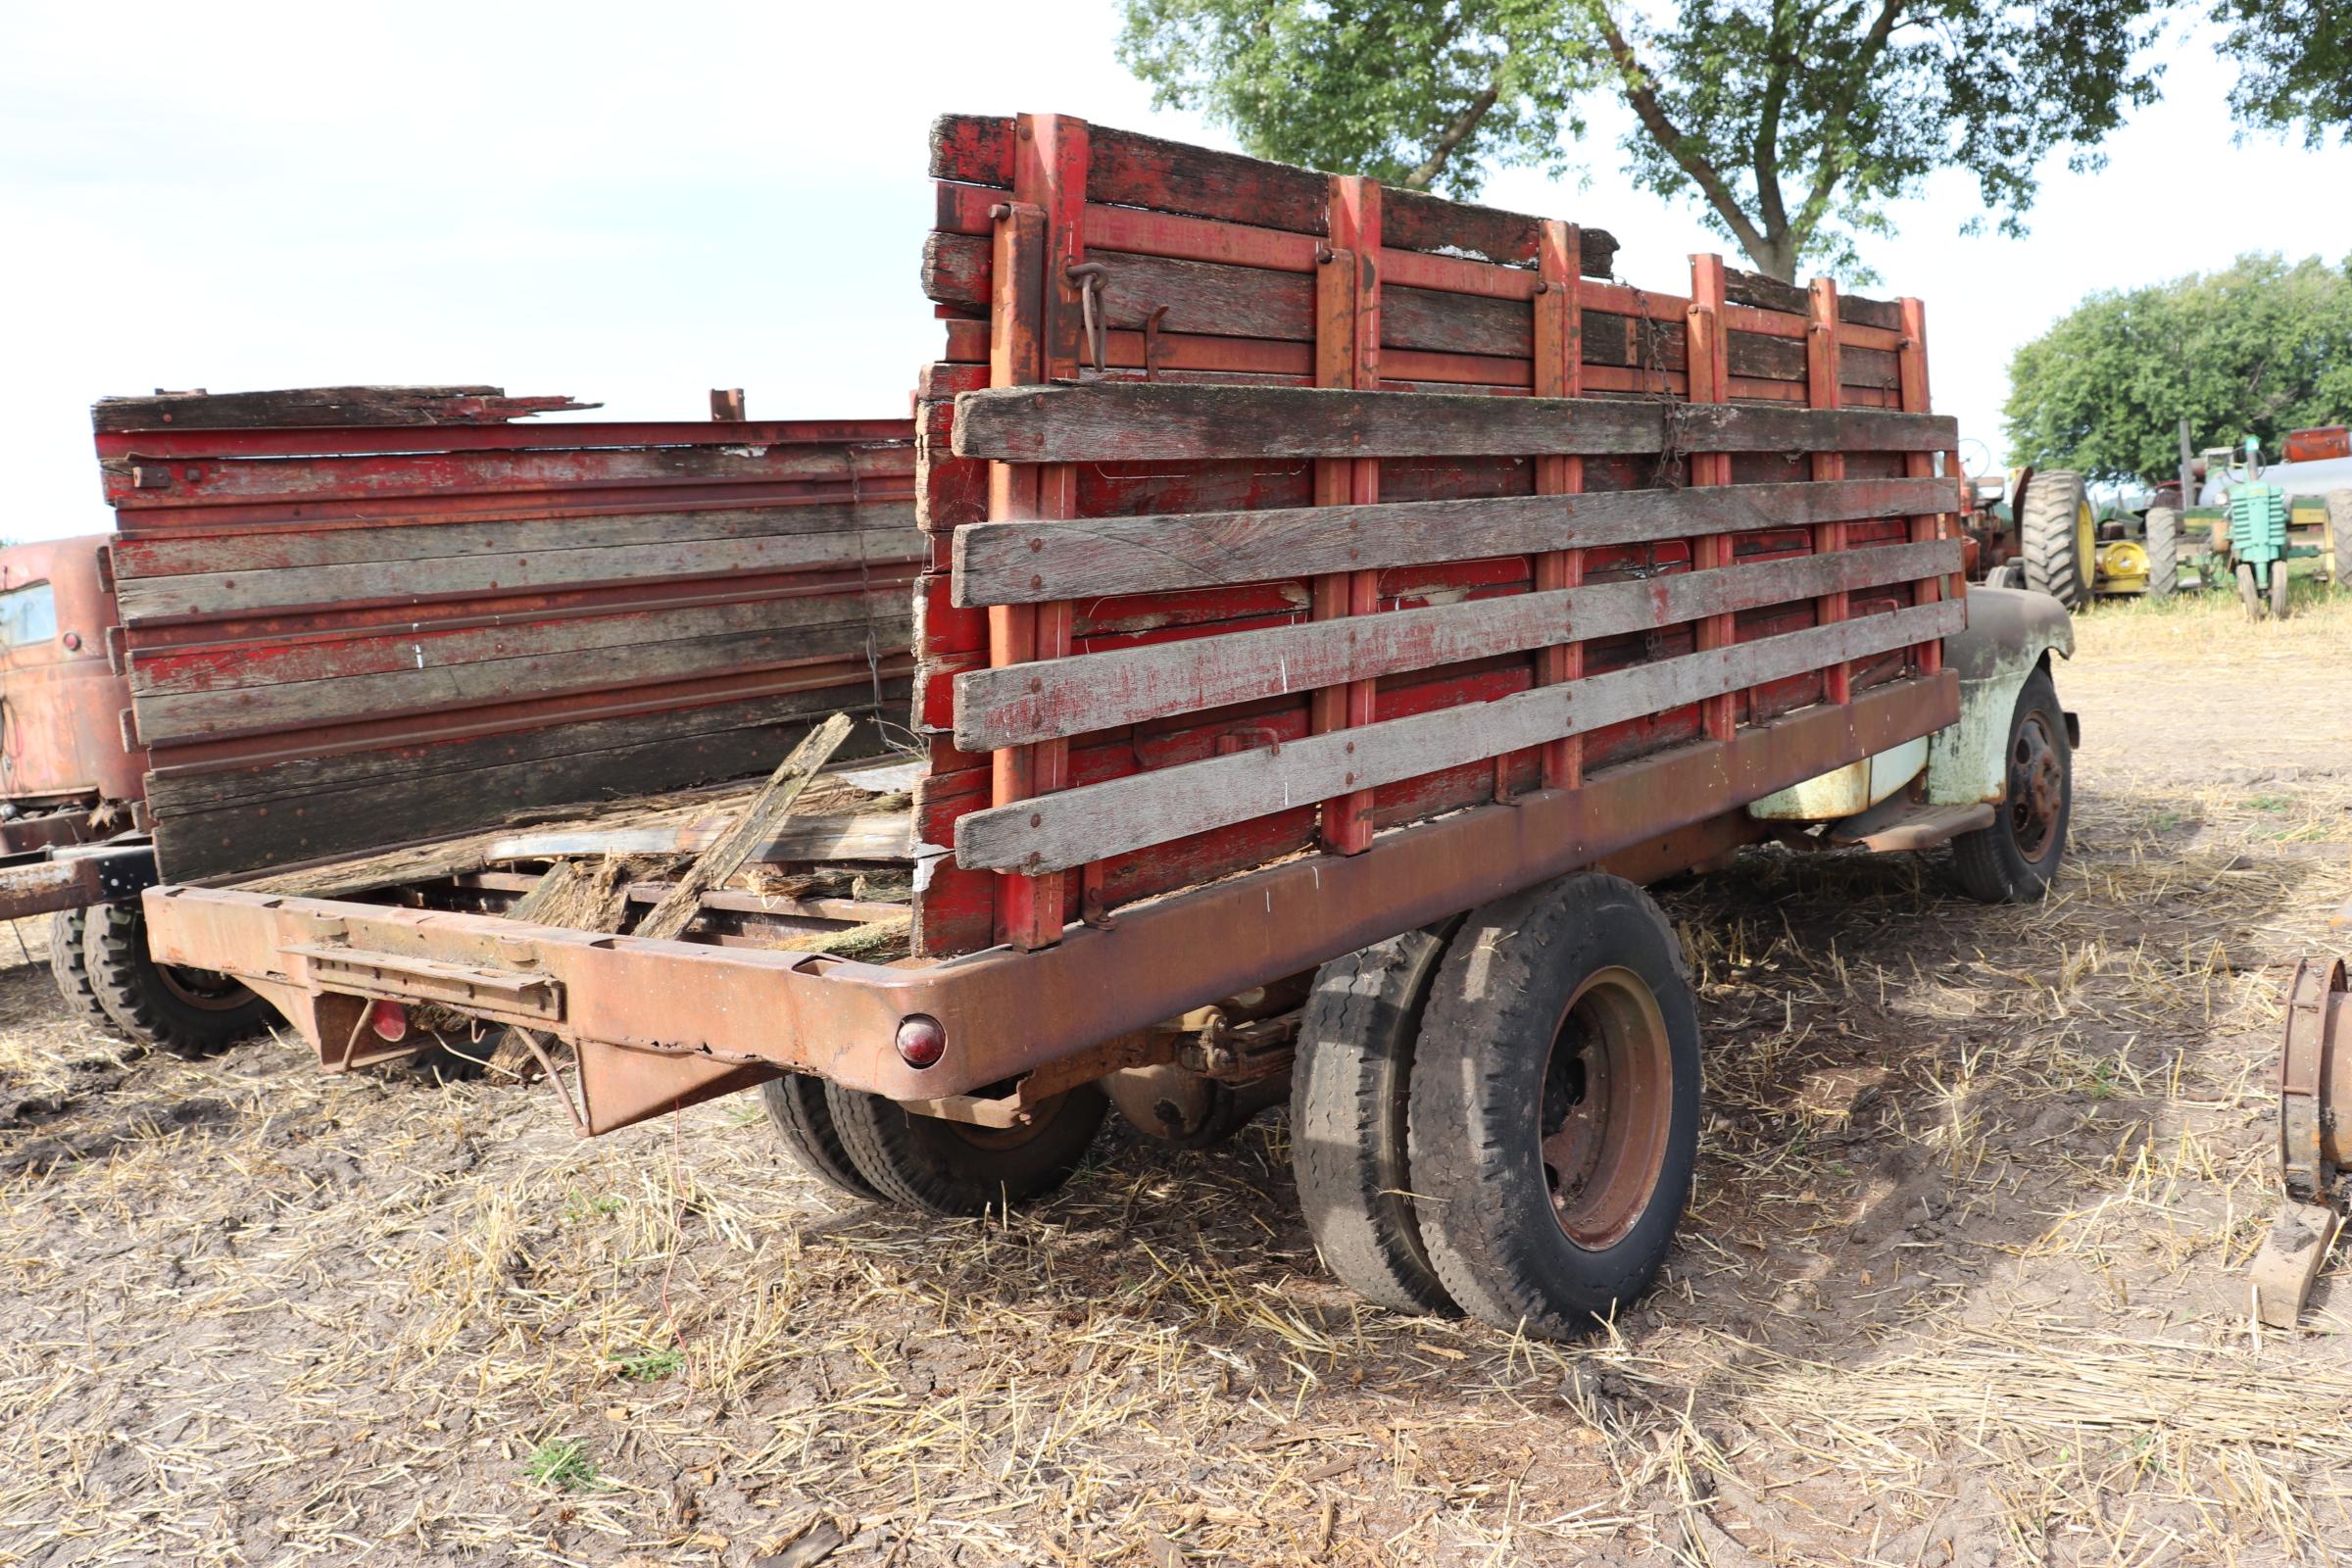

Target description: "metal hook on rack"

left=1065, top=262, right=1109, bottom=373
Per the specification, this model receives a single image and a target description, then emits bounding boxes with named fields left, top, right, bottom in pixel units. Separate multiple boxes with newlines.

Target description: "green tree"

left=2002, top=253, right=2352, bottom=479
left=2212, top=0, right=2351, bottom=144
left=1115, top=0, right=2168, bottom=280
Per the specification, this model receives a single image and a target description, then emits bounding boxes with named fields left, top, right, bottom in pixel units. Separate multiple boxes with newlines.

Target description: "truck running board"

left=1827, top=798, right=1995, bottom=853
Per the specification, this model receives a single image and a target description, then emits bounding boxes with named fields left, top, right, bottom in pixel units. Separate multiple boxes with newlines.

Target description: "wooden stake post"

left=1311, top=175, right=1381, bottom=855
left=988, top=113, right=1086, bottom=950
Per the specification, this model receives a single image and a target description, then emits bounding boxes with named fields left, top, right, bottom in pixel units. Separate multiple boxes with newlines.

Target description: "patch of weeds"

left=612, top=1345, right=685, bottom=1382
left=2246, top=795, right=2294, bottom=813
left=523, top=1439, right=600, bottom=1492
left=564, top=1190, right=626, bottom=1222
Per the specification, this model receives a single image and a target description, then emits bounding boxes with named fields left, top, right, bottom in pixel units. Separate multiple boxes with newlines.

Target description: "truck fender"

left=1925, top=585, right=2077, bottom=807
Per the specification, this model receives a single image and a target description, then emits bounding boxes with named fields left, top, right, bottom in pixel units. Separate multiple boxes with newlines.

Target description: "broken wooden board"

left=638, top=712, right=856, bottom=942
left=92, top=386, right=599, bottom=430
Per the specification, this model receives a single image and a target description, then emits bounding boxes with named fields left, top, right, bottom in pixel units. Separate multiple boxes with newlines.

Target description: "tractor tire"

left=1405, top=873, right=1701, bottom=1339
left=82, top=901, right=270, bottom=1058
left=2020, top=469, right=2093, bottom=609
left=2237, top=561, right=2263, bottom=619
left=2328, top=490, right=2352, bottom=588
left=47, top=907, right=122, bottom=1035
left=1291, top=928, right=1458, bottom=1317
left=2272, top=562, right=2292, bottom=621
left=2144, top=507, right=2180, bottom=598
left=823, top=1081, right=1105, bottom=1216
left=760, top=1072, right=883, bottom=1200
left=1951, top=666, right=2072, bottom=905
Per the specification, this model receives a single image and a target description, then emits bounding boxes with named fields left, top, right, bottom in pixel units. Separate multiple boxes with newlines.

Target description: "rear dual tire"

left=62, top=903, right=270, bottom=1057
left=761, top=1070, right=1107, bottom=1216
left=1296, top=875, right=1700, bottom=1339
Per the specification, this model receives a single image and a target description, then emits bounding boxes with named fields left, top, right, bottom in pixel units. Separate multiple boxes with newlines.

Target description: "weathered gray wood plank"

left=113, top=501, right=911, bottom=578
left=954, top=599, right=1964, bottom=873
left=953, top=475, right=1953, bottom=606
left=955, top=538, right=1961, bottom=749
left=952, top=382, right=1958, bottom=465
left=116, top=521, right=921, bottom=624
left=132, top=592, right=909, bottom=744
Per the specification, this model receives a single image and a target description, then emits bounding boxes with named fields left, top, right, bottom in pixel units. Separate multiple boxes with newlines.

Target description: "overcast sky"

left=5, top=3, right=2347, bottom=541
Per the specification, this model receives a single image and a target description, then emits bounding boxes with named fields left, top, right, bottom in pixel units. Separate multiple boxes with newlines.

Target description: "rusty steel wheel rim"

left=2007, top=711, right=2063, bottom=860
left=156, top=965, right=251, bottom=1012
left=1539, top=966, right=1673, bottom=1250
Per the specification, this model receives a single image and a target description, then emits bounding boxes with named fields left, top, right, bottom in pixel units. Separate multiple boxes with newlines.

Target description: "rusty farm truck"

left=0, top=531, right=273, bottom=1052
left=106, top=117, right=2074, bottom=1339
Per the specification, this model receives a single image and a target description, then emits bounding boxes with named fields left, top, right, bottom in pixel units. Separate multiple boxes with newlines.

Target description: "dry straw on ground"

left=1, top=588, right=2348, bottom=1565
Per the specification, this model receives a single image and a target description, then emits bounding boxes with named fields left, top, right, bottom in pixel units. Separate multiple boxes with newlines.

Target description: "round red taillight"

left=368, top=999, right=410, bottom=1042
left=895, top=1013, right=947, bottom=1069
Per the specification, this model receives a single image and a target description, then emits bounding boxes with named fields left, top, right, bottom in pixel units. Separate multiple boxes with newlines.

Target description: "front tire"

left=1406, top=874, right=1701, bottom=1340
left=83, top=902, right=270, bottom=1057
left=1950, top=666, right=2072, bottom=904
left=825, top=1081, right=1106, bottom=1215
left=2271, top=563, right=2292, bottom=621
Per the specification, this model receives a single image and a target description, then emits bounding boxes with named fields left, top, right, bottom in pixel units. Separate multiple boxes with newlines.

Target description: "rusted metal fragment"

left=2252, top=1200, right=2341, bottom=1330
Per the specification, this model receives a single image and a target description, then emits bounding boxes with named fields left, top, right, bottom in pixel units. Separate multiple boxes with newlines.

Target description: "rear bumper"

left=143, top=672, right=1956, bottom=1134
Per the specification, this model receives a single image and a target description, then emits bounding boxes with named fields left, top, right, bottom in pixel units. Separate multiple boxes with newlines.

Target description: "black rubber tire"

left=760, top=1073, right=883, bottom=1200
left=1291, top=928, right=1458, bottom=1316
left=48, top=907, right=123, bottom=1035
left=1405, top=873, right=1701, bottom=1339
left=2328, top=490, right=2352, bottom=589
left=82, top=901, right=270, bottom=1058
left=2144, top=507, right=2179, bottom=598
left=2272, top=562, right=2292, bottom=621
left=825, top=1081, right=1106, bottom=1215
left=2237, top=561, right=2263, bottom=618
left=2021, top=470, right=2091, bottom=609
left=1950, top=666, right=2072, bottom=905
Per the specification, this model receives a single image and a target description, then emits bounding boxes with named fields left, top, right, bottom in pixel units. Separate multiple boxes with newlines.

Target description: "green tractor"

left=2198, top=437, right=2328, bottom=620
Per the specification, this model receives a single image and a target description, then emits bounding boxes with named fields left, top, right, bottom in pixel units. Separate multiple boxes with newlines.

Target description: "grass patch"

left=522, top=1439, right=600, bottom=1492
left=612, top=1345, right=685, bottom=1382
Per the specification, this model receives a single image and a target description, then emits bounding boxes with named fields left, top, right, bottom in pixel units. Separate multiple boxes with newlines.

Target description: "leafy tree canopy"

left=2002, top=253, right=2352, bottom=479
left=2212, top=0, right=2352, bottom=144
left=1116, top=0, right=2167, bottom=280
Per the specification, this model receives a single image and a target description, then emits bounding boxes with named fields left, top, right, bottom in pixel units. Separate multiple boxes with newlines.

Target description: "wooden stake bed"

left=122, top=114, right=1971, bottom=1137
left=912, top=111, right=1964, bottom=958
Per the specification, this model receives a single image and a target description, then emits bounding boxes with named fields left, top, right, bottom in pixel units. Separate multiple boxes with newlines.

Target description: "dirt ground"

left=4, top=587, right=2349, bottom=1568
